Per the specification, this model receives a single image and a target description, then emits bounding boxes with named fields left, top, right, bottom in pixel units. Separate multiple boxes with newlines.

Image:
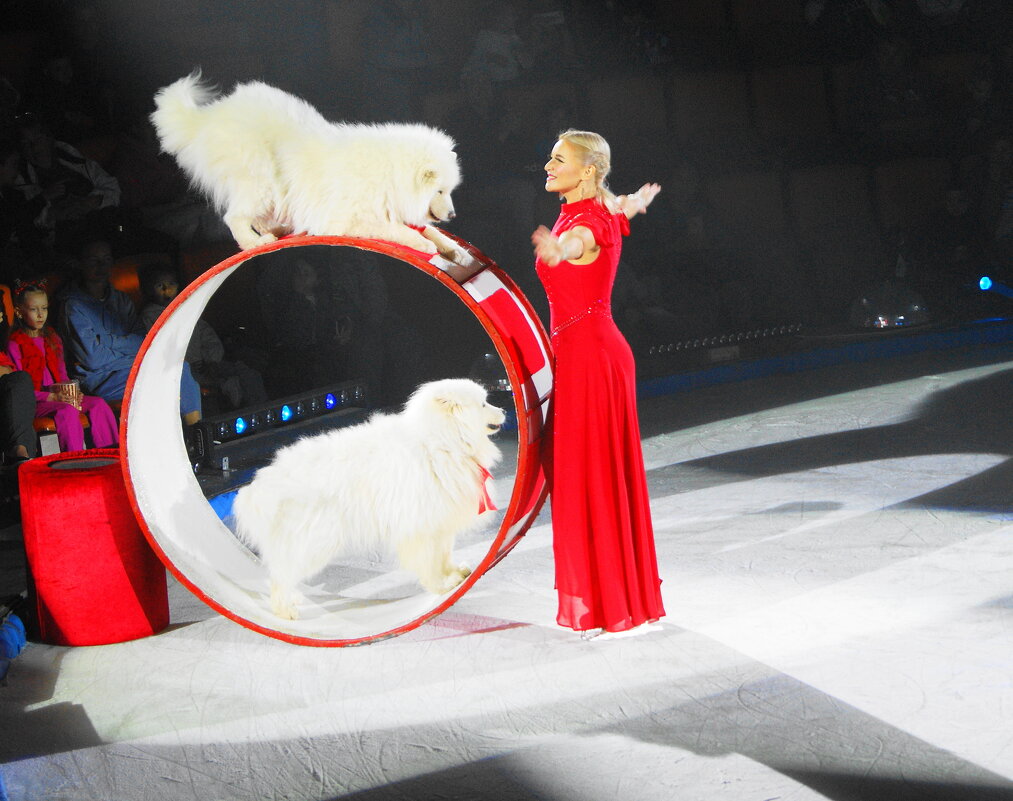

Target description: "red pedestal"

left=19, top=449, right=169, bottom=646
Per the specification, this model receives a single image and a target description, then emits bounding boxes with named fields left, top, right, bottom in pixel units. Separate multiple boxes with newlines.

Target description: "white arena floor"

left=2, top=339, right=1013, bottom=801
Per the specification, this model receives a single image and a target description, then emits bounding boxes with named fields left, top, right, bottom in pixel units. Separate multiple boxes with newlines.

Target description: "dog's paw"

left=451, top=248, right=478, bottom=268
left=269, top=582, right=301, bottom=620
left=440, top=564, right=471, bottom=593
left=234, top=231, right=277, bottom=251
left=412, top=236, right=438, bottom=254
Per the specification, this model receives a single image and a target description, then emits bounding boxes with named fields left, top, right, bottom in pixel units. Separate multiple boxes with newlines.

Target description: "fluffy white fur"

left=150, top=73, right=462, bottom=253
left=232, top=379, right=505, bottom=620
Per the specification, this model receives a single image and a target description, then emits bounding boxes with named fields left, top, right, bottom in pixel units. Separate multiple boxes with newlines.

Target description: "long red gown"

left=535, top=197, right=665, bottom=632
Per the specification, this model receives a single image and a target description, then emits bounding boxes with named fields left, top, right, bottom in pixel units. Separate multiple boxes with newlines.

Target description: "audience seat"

left=110, top=254, right=153, bottom=308
left=180, top=241, right=238, bottom=284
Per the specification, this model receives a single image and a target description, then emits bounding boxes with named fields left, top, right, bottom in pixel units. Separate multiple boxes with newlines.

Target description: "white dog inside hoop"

left=120, top=235, right=552, bottom=646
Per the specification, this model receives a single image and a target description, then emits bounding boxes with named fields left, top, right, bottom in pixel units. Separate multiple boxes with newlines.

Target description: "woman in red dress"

left=531, top=129, right=664, bottom=638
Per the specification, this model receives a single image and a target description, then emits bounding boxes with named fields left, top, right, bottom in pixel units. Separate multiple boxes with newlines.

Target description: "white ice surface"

left=4, top=347, right=1013, bottom=800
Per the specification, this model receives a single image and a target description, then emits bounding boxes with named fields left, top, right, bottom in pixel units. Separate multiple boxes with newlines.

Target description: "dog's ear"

left=418, top=166, right=438, bottom=187
left=433, top=393, right=462, bottom=415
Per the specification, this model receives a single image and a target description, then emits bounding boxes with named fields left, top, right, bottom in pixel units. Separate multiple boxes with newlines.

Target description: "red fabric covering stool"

left=19, top=448, right=169, bottom=646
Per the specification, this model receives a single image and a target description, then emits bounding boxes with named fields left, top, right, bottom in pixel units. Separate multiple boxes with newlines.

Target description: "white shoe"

left=594, top=623, right=664, bottom=641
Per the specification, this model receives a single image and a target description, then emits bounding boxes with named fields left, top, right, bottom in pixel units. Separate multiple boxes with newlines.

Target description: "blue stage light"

left=980, top=276, right=993, bottom=291
left=324, top=393, right=336, bottom=409
left=234, top=417, right=247, bottom=435
left=280, top=404, right=293, bottom=422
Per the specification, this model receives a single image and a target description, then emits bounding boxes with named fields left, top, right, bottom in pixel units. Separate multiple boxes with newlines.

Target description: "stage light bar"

left=189, top=379, right=368, bottom=469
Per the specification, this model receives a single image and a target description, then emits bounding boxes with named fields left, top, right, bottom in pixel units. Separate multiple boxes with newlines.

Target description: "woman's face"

left=17, top=290, right=48, bottom=333
left=543, top=139, right=590, bottom=197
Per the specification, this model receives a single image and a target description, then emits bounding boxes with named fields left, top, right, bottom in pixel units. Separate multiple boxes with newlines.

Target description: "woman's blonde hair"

left=557, top=129, right=617, bottom=207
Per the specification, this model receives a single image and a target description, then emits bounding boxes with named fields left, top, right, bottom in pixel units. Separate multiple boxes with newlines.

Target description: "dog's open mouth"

left=486, top=422, right=502, bottom=435
left=428, top=205, right=454, bottom=224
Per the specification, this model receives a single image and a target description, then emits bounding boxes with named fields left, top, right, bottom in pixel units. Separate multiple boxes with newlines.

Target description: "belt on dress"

left=551, top=299, right=612, bottom=336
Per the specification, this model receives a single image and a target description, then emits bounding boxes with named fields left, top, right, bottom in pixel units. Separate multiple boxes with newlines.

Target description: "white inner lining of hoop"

left=125, top=252, right=487, bottom=641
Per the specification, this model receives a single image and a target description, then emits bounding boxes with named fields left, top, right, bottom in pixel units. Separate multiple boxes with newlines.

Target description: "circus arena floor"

left=2, top=335, right=1013, bottom=801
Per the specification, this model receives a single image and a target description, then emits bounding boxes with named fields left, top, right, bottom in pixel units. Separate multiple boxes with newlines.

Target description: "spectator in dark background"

left=15, top=113, right=177, bottom=260
left=109, top=113, right=228, bottom=247
left=136, top=260, right=266, bottom=411
left=60, top=233, right=202, bottom=424
left=0, top=134, right=47, bottom=264
left=3, top=0, right=1009, bottom=380
left=21, top=52, right=106, bottom=145
left=58, top=233, right=141, bottom=401
left=15, top=112, right=118, bottom=255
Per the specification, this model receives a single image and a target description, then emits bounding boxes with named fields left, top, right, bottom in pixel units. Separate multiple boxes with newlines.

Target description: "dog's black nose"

left=447, top=210, right=456, bottom=220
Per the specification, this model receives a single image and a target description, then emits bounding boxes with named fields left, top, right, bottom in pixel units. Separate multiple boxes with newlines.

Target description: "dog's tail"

left=150, top=70, right=217, bottom=156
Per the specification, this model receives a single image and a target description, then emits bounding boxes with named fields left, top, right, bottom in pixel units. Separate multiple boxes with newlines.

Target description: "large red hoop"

left=120, top=235, right=552, bottom=646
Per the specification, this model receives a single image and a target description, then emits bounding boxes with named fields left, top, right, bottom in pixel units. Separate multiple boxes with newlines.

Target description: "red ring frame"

left=120, top=234, right=552, bottom=646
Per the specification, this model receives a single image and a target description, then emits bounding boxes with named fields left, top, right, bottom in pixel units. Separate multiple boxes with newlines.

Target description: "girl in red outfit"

left=531, top=130, right=664, bottom=639
left=7, top=281, right=118, bottom=452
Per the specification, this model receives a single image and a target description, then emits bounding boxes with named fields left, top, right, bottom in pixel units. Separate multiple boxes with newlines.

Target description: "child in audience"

left=6, top=280, right=118, bottom=451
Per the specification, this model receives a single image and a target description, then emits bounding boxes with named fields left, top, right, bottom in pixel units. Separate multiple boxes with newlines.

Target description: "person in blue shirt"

left=59, top=233, right=201, bottom=424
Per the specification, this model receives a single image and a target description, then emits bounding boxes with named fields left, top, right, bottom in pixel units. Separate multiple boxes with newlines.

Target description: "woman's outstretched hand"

left=618, top=183, right=661, bottom=218
left=532, top=225, right=564, bottom=266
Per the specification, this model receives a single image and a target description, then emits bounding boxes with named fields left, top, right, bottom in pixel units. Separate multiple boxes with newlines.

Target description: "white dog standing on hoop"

left=151, top=72, right=468, bottom=258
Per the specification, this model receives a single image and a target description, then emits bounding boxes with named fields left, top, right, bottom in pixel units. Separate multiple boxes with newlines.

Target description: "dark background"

left=2, top=0, right=1011, bottom=384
